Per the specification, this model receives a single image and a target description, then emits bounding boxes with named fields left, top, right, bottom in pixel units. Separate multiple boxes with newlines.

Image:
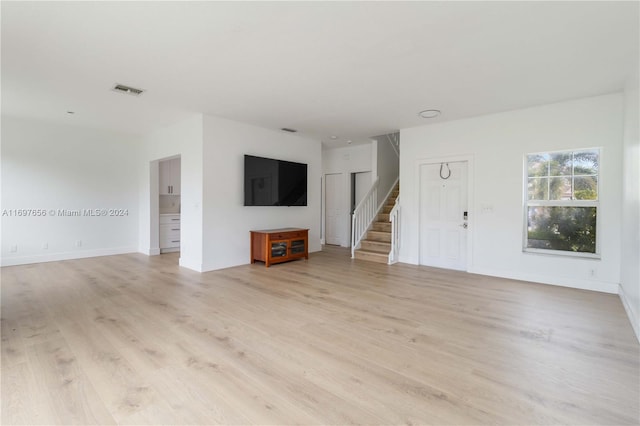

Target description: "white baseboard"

left=179, top=257, right=204, bottom=272
left=397, top=255, right=418, bottom=265
left=160, top=247, right=179, bottom=254
left=619, top=284, right=640, bottom=343
left=139, top=247, right=161, bottom=256
left=468, top=266, right=619, bottom=294
left=1, top=247, right=138, bottom=267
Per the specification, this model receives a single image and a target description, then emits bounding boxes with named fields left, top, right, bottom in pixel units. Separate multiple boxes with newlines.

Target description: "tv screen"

left=244, top=155, right=307, bottom=206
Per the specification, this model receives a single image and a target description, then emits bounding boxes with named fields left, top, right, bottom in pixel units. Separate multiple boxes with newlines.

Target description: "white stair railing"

left=388, top=195, right=400, bottom=264
left=377, top=177, right=399, bottom=213
left=351, top=177, right=379, bottom=258
left=386, top=132, right=400, bottom=157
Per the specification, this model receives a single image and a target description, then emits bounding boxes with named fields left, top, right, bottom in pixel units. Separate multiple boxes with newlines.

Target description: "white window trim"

left=522, top=147, right=601, bottom=258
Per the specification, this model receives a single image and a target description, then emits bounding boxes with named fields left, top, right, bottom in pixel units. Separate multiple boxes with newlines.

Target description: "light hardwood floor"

left=1, top=246, right=638, bottom=425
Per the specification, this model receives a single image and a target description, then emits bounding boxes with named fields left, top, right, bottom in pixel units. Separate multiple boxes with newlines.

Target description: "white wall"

left=1, top=117, right=139, bottom=265
left=400, top=93, right=624, bottom=293
left=372, top=133, right=400, bottom=200
left=322, top=143, right=374, bottom=246
left=201, top=115, right=321, bottom=271
left=620, top=65, right=640, bottom=340
left=322, top=143, right=374, bottom=176
left=138, top=115, right=203, bottom=271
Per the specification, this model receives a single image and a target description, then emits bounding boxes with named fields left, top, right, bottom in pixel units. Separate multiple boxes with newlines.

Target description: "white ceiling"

left=2, top=2, right=638, bottom=147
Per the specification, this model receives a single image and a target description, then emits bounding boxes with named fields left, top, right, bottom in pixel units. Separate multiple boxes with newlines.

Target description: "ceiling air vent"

left=111, top=84, right=144, bottom=96
left=281, top=128, right=297, bottom=133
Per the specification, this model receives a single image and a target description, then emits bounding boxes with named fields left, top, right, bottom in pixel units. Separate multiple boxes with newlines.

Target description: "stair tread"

left=354, top=249, right=389, bottom=263
left=362, top=239, right=391, bottom=247
left=367, top=230, right=391, bottom=238
left=356, top=249, right=387, bottom=256
left=362, top=239, right=391, bottom=244
left=360, top=242, right=391, bottom=254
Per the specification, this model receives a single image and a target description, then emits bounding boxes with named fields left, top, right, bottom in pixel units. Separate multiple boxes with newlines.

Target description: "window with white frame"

left=524, top=148, right=599, bottom=256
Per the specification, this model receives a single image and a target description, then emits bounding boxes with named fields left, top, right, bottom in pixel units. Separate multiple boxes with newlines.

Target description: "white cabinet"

left=160, top=214, right=180, bottom=252
left=159, top=158, right=181, bottom=195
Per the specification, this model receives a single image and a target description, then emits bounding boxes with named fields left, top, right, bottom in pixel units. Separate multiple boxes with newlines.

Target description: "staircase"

left=353, top=184, right=399, bottom=263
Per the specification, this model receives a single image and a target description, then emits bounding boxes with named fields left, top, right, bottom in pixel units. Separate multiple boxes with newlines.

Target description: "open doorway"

left=159, top=156, right=181, bottom=255
left=323, top=170, right=374, bottom=248
left=351, top=171, right=372, bottom=214
left=146, top=155, right=182, bottom=261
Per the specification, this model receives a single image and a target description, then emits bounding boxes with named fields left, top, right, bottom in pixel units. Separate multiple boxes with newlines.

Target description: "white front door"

left=325, top=173, right=343, bottom=246
left=419, top=161, right=468, bottom=270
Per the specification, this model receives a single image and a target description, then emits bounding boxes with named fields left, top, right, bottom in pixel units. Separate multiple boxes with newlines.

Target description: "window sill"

left=523, top=248, right=601, bottom=260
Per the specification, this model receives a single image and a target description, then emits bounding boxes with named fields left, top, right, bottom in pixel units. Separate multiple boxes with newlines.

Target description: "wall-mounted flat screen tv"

left=244, top=155, right=307, bottom=206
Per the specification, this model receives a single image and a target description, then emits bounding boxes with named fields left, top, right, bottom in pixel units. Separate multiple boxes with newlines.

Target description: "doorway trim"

left=415, top=154, right=474, bottom=271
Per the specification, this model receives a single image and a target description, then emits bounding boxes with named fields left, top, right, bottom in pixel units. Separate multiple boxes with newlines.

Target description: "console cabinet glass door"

left=270, top=241, right=288, bottom=259
left=290, top=239, right=306, bottom=255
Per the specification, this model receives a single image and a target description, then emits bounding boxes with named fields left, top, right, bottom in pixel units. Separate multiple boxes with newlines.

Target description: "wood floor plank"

left=146, top=364, right=252, bottom=425
left=56, top=319, right=181, bottom=424
left=1, top=246, right=638, bottom=425
left=1, top=361, right=57, bottom=425
left=25, top=338, right=116, bottom=425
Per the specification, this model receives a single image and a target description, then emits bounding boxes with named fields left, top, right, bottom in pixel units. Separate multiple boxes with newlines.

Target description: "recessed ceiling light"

left=347, top=140, right=353, bottom=144
left=418, top=109, right=441, bottom=119
left=330, top=135, right=338, bottom=140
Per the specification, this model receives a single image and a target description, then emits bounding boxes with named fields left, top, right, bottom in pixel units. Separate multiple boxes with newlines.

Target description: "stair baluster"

left=352, top=178, right=400, bottom=264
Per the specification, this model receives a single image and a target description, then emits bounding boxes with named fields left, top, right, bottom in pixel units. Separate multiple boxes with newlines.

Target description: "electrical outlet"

left=42, top=242, right=48, bottom=250
left=10, top=245, right=17, bottom=253
left=75, top=240, right=82, bottom=247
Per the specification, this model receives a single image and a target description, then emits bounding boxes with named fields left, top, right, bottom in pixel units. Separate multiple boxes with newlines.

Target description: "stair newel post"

left=352, top=210, right=358, bottom=258
left=389, top=194, right=400, bottom=264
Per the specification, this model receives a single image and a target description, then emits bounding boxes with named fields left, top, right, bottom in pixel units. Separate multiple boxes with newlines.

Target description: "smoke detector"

left=111, top=84, right=144, bottom=96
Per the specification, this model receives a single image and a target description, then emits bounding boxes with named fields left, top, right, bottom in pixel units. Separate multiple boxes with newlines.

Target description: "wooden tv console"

left=250, top=228, right=309, bottom=267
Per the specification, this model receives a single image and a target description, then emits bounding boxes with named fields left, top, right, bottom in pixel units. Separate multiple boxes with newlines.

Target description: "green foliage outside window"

left=527, top=207, right=597, bottom=253
left=525, top=149, right=599, bottom=254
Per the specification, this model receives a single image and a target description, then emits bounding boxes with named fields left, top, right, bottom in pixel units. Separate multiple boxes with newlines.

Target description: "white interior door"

left=419, top=161, right=468, bottom=270
left=325, top=173, right=343, bottom=246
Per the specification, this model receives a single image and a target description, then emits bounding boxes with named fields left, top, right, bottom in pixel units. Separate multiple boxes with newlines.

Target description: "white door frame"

left=415, top=154, right=474, bottom=271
